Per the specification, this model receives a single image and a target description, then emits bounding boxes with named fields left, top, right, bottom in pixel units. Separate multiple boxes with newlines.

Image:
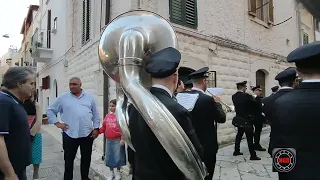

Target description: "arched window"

left=256, top=70, right=266, bottom=97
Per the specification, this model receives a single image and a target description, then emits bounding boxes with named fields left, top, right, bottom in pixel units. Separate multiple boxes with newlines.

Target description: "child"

left=100, top=99, right=126, bottom=180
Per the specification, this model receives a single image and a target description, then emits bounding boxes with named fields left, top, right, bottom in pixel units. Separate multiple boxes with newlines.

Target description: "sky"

left=0, top=0, right=39, bottom=57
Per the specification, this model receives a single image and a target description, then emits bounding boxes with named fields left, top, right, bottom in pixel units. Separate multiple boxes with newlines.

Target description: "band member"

left=272, top=42, right=320, bottom=179
left=251, top=85, right=266, bottom=151
left=186, top=67, right=226, bottom=180
left=128, top=47, right=204, bottom=180
left=184, top=79, right=193, bottom=91
left=262, top=67, right=298, bottom=156
left=271, top=85, right=279, bottom=93
left=175, top=80, right=185, bottom=94
left=232, top=81, right=261, bottom=160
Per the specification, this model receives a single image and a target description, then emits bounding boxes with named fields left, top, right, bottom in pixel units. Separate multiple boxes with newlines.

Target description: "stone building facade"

left=34, top=0, right=300, bottom=147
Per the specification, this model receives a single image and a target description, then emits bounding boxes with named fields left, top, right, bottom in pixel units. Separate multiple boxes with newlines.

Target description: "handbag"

left=28, top=115, right=37, bottom=142
left=232, top=116, right=253, bottom=128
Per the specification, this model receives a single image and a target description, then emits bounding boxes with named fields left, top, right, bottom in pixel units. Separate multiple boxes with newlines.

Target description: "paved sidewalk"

left=213, top=132, right=278, bottom=180
left=26, top=130, right=101, bottom=180
left=34, top=125, right=276, bottom=180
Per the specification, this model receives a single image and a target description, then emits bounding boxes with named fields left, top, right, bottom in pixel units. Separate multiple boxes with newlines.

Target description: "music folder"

left=176, top=93, right=199, bottom=111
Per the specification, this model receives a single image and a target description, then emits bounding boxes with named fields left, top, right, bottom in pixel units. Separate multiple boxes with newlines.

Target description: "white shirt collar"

left=191, top=87, right=205, bottom=94
left=302, top=79, right=320, bottom=83
left=152, top=84, right=173, bottom=97
left=279, top=86, right=293, bottom=90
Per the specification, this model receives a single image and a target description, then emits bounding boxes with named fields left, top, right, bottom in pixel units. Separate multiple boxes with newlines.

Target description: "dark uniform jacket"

left=272, top=82, right=320, bottom=179
left=262, top=88, right=293, bottom=125
left=252, top=95, right=265, bottom=123
left=232, top=91, right=255, bottom=119
left=262, top=88, right=294, bottom=155
left=128, top=87, right=204, bottom=180
left=187, top=89, right=226, bottom=163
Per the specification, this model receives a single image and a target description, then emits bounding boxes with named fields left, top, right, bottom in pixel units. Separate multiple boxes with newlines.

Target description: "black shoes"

left=250, top=156, right=261, bottom=160
left=233, top=151, right=243, bottom=156
left=233, top=151, right=261, bottom=160
left=254, top=144, right=266, bottom=151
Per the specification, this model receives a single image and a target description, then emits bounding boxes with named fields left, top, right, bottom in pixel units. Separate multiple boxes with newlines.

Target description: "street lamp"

left=2, top=34, right=10, bottom=38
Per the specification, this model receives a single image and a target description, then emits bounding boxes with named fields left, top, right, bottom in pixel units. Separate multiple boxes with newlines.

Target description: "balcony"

left=30, top=28, right=53, bottom=63
left=299, top=0, right=320, bottom=20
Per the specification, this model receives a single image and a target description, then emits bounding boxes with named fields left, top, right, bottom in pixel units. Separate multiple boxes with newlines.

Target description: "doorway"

left=256, top=70, right=266, bottom=97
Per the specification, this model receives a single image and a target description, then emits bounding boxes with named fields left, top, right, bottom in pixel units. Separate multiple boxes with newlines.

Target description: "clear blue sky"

left=0, top=0, right=39, bottom=56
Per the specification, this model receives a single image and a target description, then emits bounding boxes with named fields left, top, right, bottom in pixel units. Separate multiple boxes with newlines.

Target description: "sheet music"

left=206, top=88, right=224, bottom=96
left=176, top=93, right=199, bottom=111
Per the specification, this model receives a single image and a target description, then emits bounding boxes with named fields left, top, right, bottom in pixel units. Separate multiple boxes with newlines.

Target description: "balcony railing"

left=30, top=28, right=53, bottom=63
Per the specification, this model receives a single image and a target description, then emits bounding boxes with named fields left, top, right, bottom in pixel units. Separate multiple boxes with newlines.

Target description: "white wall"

left=316, top=31, right=320, bottom=41
left=36, top=0, right=68, bottom=111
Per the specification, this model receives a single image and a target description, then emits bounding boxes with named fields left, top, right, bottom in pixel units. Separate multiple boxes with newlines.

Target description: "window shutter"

left=268, top=0, right=274, bottom=23
left=185, top=0, right=197, bottom=28
left=82, top=0, right=86, bottom=44
left=249, top=0, right=257, bottom=16
left=169, top=0, right=198, bottom=29
left=105, top=0, right=110, bottom=25
left=170, top=0, right=184, bottom=24
left=85, top=0, right=91, bottom=42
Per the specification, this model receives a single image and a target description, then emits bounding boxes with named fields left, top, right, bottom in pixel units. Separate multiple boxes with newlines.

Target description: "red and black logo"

left=272, top=148, right=296, bottom=172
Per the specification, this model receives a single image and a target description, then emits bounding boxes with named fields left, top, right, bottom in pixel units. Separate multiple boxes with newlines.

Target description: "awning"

left=299, top=0, right=320, bottom=20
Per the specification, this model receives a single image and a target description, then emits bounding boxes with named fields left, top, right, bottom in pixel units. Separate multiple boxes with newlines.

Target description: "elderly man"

left=128, top=47, right=203, bottom=180
left=272, top=42, right=320, bottom=179
left=47, top=77, right=100, bottom=180
left=0, top=67, right=35, bottom=180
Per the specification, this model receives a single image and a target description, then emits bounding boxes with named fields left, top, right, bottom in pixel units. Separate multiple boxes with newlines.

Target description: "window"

left=47, top=10, right=51, bottom=48
left=249, top=0, right=274, bottom=24
left=169, top=0, right=198, bottom=29
left=101, top=0, right=110, bottom=30
left=42, top=76, right=50, bottom=90
left=303, top=32, right=309, bottom=45
left=315, top=19, right=320, bottom=32
left=82, top=0, right=91, bottom=45
left=206, top=71, right=217, bottom=88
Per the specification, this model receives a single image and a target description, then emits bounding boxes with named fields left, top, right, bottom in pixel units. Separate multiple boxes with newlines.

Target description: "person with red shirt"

left=99, top=99, right=126, bottom=180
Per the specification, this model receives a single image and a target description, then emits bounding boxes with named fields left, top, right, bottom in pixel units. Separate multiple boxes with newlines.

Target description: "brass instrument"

left=206, top=90, right=234, bottom=113
left=98, top=10, right=206, bottom=179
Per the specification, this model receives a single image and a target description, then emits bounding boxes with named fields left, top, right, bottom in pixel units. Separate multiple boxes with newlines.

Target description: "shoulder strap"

left=30, top=116, right=37, bottom=130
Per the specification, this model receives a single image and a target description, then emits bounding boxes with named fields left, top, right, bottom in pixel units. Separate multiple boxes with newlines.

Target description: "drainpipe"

left=296, top=2, right=302, bottom=46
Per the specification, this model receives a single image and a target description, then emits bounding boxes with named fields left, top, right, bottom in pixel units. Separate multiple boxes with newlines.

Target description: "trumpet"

left=206, top=90, right=234, bottom=113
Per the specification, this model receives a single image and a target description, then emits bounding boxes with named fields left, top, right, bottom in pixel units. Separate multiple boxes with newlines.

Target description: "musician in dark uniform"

left=174, top=80, right=185, bottom=94
left=272, top=41, right=320, bottom=180
left=232, top=81, right=261, bottom=160
left=251, top=85, right=266, bottom=151
left=262, top=67, right=298, bottom=156
left=271, top=85, right=279, bottom=93
left=184, top=79, right=193, bottom=91
left=186, top=67, right=226, bottom=180
left=128, top=47, right=204, bottom=180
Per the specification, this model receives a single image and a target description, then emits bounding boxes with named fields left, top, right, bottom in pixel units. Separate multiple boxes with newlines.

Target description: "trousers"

left=253, top=121, right=263, bottom=145
left=62, top=132, right=94, bottom=180
left=234, top=125, right=256, bottom=157
left=204, top=156, right=216, bottom=180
